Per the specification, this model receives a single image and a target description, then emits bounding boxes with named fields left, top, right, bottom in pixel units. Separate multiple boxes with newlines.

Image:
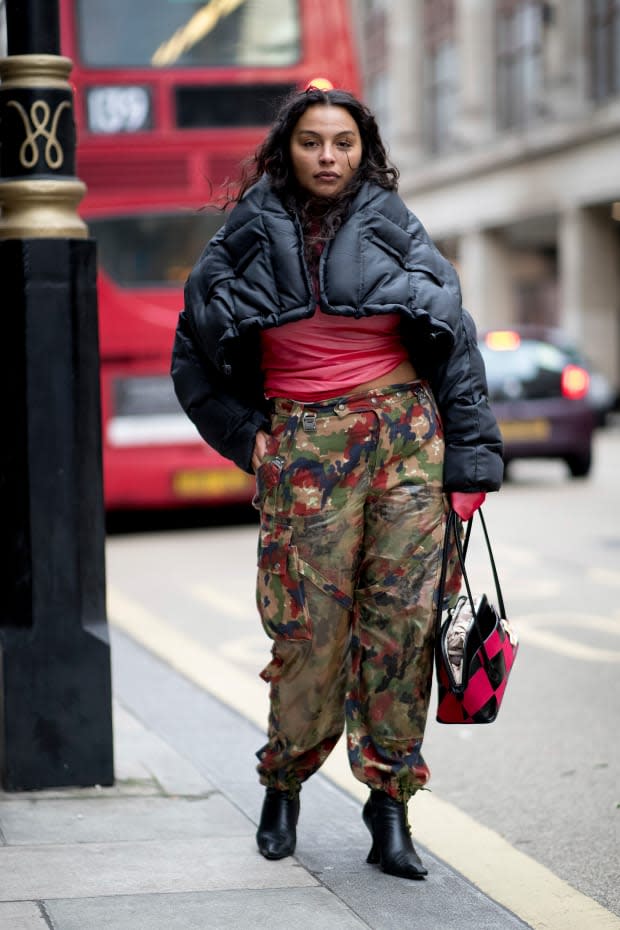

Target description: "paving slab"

left=47, top=887, right=371, bottom=930
left=0, top=836, right=317, bottom=901
left=0, top=902, right=50, bottom=930
left=113, top=702, right=215, bottom=796
left=0, top=794, right=251, bottom=845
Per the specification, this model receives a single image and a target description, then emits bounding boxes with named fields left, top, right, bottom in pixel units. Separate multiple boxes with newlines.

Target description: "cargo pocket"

left=256, top=521, right=312, bottom=641
left=295, top=559, right=353, bottom=611
left=259, top=640, right=310, bottom=684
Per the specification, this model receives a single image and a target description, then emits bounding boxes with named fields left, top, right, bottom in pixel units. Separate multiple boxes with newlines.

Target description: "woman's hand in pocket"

left=251, top=429, right=270, bottom=473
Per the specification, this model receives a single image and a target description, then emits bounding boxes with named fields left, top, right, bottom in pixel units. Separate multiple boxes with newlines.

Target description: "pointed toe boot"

left=362, top=789, right=428, bottom=880
left=256, top=787, right=300, bottom=860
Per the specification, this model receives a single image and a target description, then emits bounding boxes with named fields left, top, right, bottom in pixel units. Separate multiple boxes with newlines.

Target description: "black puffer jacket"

left=171, top=177, right=503, bottom=491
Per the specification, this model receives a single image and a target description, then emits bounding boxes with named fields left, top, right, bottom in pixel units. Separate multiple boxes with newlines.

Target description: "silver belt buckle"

left=302, top=411, right=317, bottom=432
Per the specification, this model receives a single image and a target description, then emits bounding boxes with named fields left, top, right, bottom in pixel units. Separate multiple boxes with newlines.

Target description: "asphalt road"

left=105, top=423, right=620, bottom=922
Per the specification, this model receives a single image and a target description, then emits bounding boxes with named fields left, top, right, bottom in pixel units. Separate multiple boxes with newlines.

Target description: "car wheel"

left=565, top=450, right=592, bottom=478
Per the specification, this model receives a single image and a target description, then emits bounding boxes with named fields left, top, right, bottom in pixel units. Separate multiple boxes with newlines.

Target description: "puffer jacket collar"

left=186, top=177, right=462, bottom=370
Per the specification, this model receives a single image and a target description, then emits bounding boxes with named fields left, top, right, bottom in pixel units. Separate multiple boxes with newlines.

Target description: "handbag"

left=435, top=508, right=518, bottom=724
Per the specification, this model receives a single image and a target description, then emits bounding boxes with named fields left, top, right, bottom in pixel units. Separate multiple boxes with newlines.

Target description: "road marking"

left=191, top=583, right=255, bottom=620
left=107, top=585, right=620, bottom=930
left=506, top=579, right=562, bottom=598
left=588, top=567, right=620, bottom=588
left=219, top=634, right=269, bottom=667
left=515, top=611, right=620, bottom=662
left=520, top=612, right=620, bottom=634
left=491, top=544, right=538, bottom=565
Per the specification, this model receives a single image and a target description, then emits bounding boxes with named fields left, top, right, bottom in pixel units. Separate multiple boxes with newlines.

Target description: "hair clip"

left=304, top=77, right=334, bottom=92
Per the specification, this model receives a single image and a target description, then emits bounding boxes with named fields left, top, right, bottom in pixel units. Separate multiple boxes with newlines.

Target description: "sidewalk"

left=0, top=629, right=532, bottom=930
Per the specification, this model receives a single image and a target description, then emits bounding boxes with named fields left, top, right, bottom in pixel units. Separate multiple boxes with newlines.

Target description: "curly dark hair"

left=233, top=87, right=399, bottom=269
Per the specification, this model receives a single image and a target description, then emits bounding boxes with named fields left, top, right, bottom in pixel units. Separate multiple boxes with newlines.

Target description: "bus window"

left=75, top=0, right=301, bottom=69
left=175, top=83, right=295, bottom=128
left=88, top=212, right=224, bottom=287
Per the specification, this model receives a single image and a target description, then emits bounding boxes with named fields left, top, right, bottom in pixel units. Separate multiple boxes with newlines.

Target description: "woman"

left=171, top=83, right=503, bottom=880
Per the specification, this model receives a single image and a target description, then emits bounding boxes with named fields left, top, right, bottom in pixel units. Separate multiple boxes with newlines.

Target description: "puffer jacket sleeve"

left=428, top=308, right=504, bottom=492
left=171, top=217, right=269, bottom=473
left=171, top=310, right=269, bottom=473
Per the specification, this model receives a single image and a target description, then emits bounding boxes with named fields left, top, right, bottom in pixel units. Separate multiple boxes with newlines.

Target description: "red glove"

left=450, top=491, right=486, bottom=521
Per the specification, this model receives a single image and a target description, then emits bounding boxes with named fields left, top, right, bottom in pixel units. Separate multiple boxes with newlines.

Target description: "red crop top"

left=260, top=310, right=408, bottom=402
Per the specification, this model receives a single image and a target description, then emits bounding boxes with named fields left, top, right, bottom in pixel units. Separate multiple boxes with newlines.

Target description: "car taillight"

left=561, top=365, right=590, bottom=399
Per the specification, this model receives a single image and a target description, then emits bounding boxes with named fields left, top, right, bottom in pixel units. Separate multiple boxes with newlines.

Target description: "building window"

left=588, top=0, right=620, bottom=100
left=496, top=0, right=544, bottom=130
left=423, top=0, right=458, bottom=155
left=360, top=0, right=390, bottom=136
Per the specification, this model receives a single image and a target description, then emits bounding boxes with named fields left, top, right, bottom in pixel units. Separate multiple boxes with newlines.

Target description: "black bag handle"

left=436, top=507, right=506, bottom=628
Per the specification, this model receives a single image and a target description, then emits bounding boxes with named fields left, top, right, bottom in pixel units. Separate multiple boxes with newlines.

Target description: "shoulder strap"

left=436, top=508, right=506, bottom=629
left=476, top=508, right=506, bottom=618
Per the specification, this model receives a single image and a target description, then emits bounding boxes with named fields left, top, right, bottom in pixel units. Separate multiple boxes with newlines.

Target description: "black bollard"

left=0, top=1, right=114, bottom=790
left=4, top=1, right=60, bottom=55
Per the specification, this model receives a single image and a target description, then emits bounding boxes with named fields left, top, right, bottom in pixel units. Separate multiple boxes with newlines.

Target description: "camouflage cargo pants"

left=253, top=381, right=459, bottom=801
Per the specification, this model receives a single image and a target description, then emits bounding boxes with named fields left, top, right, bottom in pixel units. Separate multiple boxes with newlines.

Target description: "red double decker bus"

left=59, top=0, right=360, bottom=509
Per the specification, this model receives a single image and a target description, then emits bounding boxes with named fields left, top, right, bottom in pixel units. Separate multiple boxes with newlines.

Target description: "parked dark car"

left=478, top=326, right=607, bottom=478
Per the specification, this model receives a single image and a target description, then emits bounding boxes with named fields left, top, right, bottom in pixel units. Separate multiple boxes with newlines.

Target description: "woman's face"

left=289, top=104, right=362, bottom=198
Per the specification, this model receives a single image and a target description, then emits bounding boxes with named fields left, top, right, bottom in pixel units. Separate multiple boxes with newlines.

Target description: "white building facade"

left=352, top=0, right=620, bottom=392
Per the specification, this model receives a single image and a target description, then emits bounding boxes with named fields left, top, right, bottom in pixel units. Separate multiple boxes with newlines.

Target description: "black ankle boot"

left=256, top=787, right=300, bottom=860
left=362, top=789, right=428, bottom=879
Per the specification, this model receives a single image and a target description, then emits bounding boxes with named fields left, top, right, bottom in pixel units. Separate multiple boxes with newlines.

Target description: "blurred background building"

left=351, top=0, right=620, bottom=393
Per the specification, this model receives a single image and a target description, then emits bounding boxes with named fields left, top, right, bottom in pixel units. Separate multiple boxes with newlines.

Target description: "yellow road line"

left=107, top=585, right=620, bottom=930
left=108, top=587, right=268, bottom=725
